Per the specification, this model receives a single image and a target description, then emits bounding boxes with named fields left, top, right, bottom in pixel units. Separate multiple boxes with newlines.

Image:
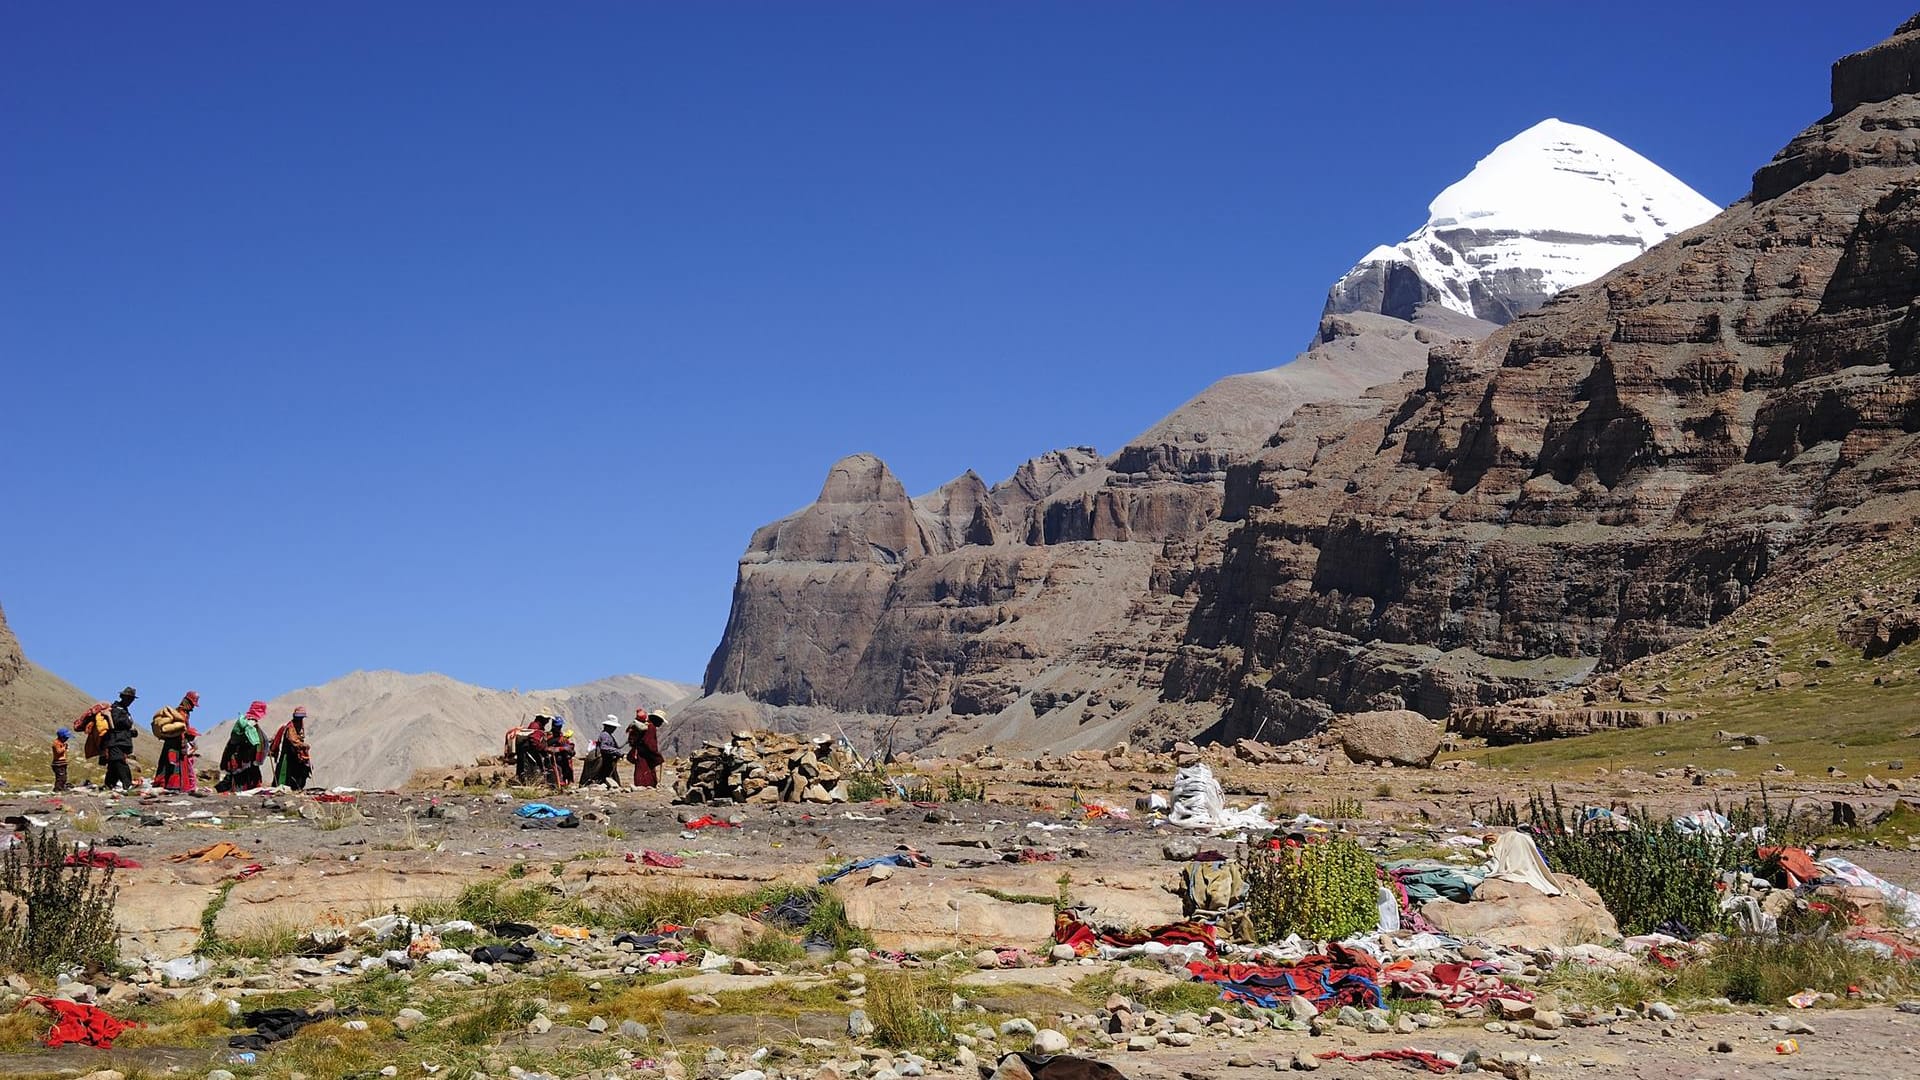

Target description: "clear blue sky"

left=2, top=2, right=1909, bottom=720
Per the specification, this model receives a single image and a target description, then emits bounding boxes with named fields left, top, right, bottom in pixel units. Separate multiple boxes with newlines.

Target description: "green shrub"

left=1242, top=838, right=1378, bottom=942
left=0, top=830, right=120, bottom=975
left=847, top=767, right=890, bottom=803
left=1504, top=790, right=1791, bottom=936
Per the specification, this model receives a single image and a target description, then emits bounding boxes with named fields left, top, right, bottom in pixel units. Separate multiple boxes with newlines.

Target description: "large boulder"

left=1335, top=710, right=1443, bottom=768
left=1422, top=876, right=1620, bottom=949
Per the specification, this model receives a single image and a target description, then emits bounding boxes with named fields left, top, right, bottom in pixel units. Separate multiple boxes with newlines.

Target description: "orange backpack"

left=78, top=704, right=112, bottom=760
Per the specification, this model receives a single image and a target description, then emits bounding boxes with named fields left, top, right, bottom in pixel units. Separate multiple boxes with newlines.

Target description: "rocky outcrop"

left=699, top=39, right=1909, bottom=753
left=1449, top=704, right=1692, bottom=745
left=1333, top=710, right=1444, bottom=767
left=0, top=601, right=91, bottom=746
left=1163, top=16, right=1920, bottom=741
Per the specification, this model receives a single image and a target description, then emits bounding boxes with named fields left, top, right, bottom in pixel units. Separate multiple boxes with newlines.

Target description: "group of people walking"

left=510, top=708, right=664, bottom=789
left=54, top=687, right=315, bottom=793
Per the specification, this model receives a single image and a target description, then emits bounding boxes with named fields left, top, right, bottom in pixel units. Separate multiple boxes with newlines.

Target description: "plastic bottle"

left=1774, top=1039, right=1799, bottom=1055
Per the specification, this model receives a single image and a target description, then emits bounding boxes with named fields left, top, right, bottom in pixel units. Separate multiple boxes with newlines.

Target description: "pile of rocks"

left=678, top=731, right=850, bottom=804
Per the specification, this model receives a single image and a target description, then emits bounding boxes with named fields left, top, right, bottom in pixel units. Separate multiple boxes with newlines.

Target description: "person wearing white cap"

left=580, top=715, right=623, bottom=787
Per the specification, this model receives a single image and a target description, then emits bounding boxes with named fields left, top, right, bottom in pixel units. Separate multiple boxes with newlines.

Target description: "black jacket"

left=104, top=715, right=138, bottom=761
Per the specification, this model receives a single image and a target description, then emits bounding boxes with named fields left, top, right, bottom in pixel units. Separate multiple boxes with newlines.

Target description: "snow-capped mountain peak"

left=1325, top=118, right=1721, bottom=325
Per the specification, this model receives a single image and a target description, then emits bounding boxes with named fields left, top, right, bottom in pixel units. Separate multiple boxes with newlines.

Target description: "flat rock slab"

left=642, top=972, right=830, bottom=996
left=957, top=966, right=1094, bottom=990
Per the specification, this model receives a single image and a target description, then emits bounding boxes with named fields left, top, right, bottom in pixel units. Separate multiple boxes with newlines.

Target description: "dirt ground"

left=0, top=752, right=1915, bottom=1080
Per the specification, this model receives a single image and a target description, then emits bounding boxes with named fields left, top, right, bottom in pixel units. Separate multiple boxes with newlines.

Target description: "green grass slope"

left=1465, top=535, right=1920, bottom=778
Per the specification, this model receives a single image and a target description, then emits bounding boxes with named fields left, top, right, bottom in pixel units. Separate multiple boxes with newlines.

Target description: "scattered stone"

left=587, top=1015, right=608, bottom=1033
left=849, top=1010, right=875, bottom=1038
left=1126, top=1035, right=1156, bottom=1052
left=527, top=1014, right=553, bottom=1035
left=1647, top=1002, right=1678, bottom=1022
left=998, top=1018, right=1037, bottom=1038
left=1030, top=1029, right=1069, bottom=1055
left=621, top=1020, right=650, bottom=1039
left=1289, top=1052, right=1321, bottom=1071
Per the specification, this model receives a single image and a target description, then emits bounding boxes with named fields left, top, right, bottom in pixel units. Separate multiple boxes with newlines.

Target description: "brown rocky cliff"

left=1162, top=15, right=1920, bottom=742
left=0, top=601, right=92, bottom=746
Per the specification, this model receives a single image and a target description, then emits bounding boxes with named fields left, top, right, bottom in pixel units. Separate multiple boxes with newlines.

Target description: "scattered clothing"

left=1484, top=831, right=1560, bottom=897
left=489, top=921, right=539, bottom=939
left=471, top=943, right=537, bottom=965
left=818, top=851, right=931, bottom=884
left=1389, top=865, right=1478, bottom=905
left=1376, top=960, right=1534, bottom=1014
left=1187, top=953, right=1382, bottom=1011
left=682, top=815, right=736, bottom=830
left=634, top=850, right=684, bottom=868
left=1315, top=1050, right=1456, bottom=1074
left=515, top=802, right=580, bottom=828
left=1817, top=856, right=1920, bottom=926
left=993, top=1053, right=1131, bottom=1080
left=65, top=849, right=141, bottom=869
left=1166, top=763, right=1272, bottom=832
left=168, top=841, right=253, bottom=863
left=228, top=1007, right=328, bottom=1051
left=32, top=998, right=138, bottom=1049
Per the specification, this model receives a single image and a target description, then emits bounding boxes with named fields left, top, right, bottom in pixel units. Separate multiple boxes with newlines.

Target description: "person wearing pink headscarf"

left=218, top=701, right=269, bottom=792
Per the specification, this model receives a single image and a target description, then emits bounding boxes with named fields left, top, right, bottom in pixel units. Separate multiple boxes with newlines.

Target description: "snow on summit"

left=1325, top=118, right=1721, bottom=325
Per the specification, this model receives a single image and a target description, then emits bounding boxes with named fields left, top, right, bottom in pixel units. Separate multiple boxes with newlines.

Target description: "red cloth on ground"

left=64, top=850, right=140, bottom=869
left=1760, top=845, right=1820, bottom=888
left=639, top=850, right=684, bottom=868
left=30, top=997, right=138, bottom=1048
left=1316, top=1049, right=1455, bottom=1073
left=682, top=815, right=736, bottom=829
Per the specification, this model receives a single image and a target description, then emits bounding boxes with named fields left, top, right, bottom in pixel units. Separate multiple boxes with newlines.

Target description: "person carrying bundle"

left=218, top=701, right=269, bottom=792
left=151, top=691, right=201, bottom=793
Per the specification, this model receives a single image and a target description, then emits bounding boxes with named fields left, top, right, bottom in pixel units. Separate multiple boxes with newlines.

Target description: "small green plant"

left=847, top=766, right=890, bottom=803
left=0, top=830, right=121, bottom=975
left=865, top=969, right=949, bottom=1050
left=1242, top=838, right=1378, bottom=942
left=1319, top=797, right=1365, bottom=820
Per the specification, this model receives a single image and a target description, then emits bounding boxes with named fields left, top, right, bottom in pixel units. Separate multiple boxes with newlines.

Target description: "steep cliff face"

left=0, top=602, right=92, bottom=746
left=1163, top=18, right=1920, bottom=742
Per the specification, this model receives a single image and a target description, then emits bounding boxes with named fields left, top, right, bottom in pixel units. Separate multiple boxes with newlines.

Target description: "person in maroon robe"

left=626, top=709, right=665, bottom=788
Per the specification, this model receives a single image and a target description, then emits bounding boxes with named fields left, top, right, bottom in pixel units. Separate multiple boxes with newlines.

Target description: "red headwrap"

left=245, top=701, right=268, bottom=721
left=635, top=708, right=649, bottom=720
left=292, top=706, right=308, bottom=719
left=182, top=691, right=200, bottom=708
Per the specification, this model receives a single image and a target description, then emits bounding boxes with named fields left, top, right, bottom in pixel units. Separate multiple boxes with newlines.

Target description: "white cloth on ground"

left=1165, top=764, right=1272, bottom=831
left=1485, top=831, right=1562, bottom=896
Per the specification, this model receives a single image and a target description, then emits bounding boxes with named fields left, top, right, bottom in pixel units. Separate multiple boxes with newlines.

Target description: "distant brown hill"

left=202, top=669, right=695, bottom=791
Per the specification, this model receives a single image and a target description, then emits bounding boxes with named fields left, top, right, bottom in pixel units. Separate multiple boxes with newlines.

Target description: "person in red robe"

left=626, top=709, right=665, bottom=788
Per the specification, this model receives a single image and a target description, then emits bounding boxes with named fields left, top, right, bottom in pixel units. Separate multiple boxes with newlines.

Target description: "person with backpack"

left=102, top=703, right=139, bottom=790
left=151, top=691, right=201, bottom=792
left=270, top=706, right=313, bottom=790
left=218, top=701, right=269, bottom=792
left=79, top=687, right=135, bottom=765
left=51, top=728, right=71, bottom=791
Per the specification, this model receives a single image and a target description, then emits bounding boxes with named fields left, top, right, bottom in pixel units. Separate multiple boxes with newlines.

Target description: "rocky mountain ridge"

left=702, top=112, right=1742, bottom=749
left=1161, top=16, right=1920, bottom=742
